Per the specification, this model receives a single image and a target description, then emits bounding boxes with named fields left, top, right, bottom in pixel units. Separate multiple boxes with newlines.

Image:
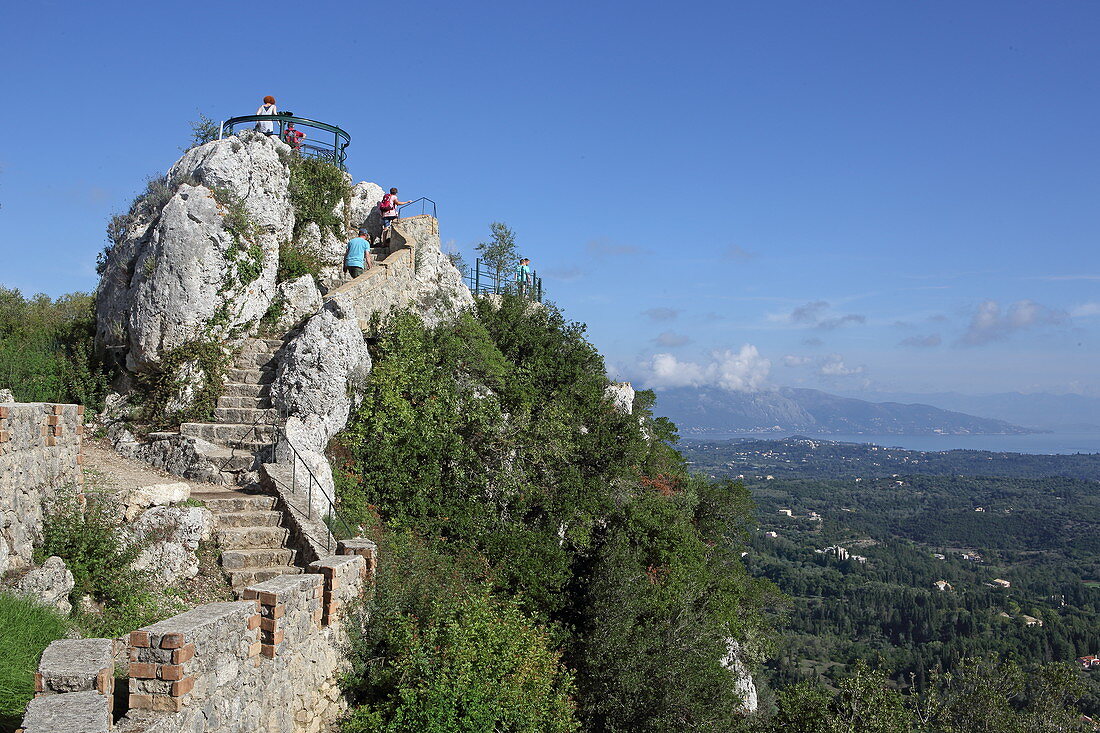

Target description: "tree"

left=186, top=111, right=220, bottom=150
left=474, top=221, right=518, bottom=292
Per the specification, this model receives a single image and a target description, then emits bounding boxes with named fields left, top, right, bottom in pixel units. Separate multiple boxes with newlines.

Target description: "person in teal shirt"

left=345, top=228, right=372, bottom=278
left=515, top=258, right=532, bottom=296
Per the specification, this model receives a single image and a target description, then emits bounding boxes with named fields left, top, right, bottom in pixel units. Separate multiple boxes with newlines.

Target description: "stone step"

left=221, top=548, right=296, bottom=571
left=237, top=337, right=285, bottom=354
left=195, top=493, right=277, bottom=513
left=229, top=566, right=302, bottom=589
left=217, top=525, right=290, bottom=549
left=217, top=395, right=269, bottom=410
left=198, top=448, right=257, bottom=473
left=180, top=422, right=275, bottom=443
left=225, top=383, right=271, bottom=399
left=214, top=407, right=279, bottom=425
left=215, top=510, right=284, bottom=528
left=226, top=367, right=276, bottom=384
left=234, top=351, right=280, bottom=369
left=228, top=440, right=276, bottom=455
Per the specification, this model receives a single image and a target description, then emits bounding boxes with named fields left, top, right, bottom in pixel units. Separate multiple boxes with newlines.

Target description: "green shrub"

left=37, top=492, right=146, bottom=605
left=288, top=156, right=350, bottom=237
left=277, top=242, right=326, bottom=283
left=342, top=533, right=579, bottom=732
left=186, top=111, right=220, bottom=149
left=37, top=491, right=186, bottom=638
left=0, top=593, right=70, bottom=731
left=133, top=340, right=229, bottom=427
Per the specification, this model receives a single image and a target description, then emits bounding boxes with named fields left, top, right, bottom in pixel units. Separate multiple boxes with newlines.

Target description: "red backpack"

left=379, top=195, right=394, bottom=212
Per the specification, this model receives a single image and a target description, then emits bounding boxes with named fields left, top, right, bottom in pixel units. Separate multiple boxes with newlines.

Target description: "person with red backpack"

left=282, top=122, right=305, bottom=150
left=378, top=187, right=410, bottom=245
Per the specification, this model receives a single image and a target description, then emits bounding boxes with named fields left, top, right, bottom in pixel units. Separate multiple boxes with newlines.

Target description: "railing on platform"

left=218, top=114, right=352, bottom=169
left=398, top=196, right=437, bottom=218
left=273, top=422, right=357, bottom=553
left=465, top=258, right=544, bottom=302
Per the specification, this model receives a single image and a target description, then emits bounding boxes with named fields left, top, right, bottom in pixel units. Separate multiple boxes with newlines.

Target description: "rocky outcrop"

left=97, top=133, right=294, bottom=373
left=606, top=382, right=635, bottom=415
left=324, top=216, right=474, bottom=331
left=722, top=640, right=759, bottom=714
left=273, top=275, right=323, bottom=333
left=119, top=481, right=191, bottom=522
left=130, top=505, right=215, bottom=585
left=272, top=302, right=370, bottom=452
left=16, top=556, right=76, bottom=614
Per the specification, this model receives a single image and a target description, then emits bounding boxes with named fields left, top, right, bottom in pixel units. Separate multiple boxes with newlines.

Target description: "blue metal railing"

left=219, top=114, right=351, bottom=169
left=465, top=258, right=544, bottom=302
left=397, top=197, right=437, bottom=218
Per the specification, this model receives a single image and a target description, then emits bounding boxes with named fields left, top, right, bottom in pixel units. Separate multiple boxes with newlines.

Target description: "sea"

left=681, top=431, right=1100, bottom=455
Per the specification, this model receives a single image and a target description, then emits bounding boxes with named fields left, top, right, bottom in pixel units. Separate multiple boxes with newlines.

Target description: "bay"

left=681, top=431, right=1100, bottom=455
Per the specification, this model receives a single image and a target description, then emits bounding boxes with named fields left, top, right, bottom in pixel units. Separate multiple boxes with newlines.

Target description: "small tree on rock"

left=475, top=222, right=518, bottom=293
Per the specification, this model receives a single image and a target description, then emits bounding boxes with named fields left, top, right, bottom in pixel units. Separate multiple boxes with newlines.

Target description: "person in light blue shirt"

left=515, top=258, right=533, bottom=296
left=345, top=228, right=372, bottom=278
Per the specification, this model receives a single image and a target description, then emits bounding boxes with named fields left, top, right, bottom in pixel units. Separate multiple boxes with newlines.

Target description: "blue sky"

left=1, top=1, right=1097, bottom=396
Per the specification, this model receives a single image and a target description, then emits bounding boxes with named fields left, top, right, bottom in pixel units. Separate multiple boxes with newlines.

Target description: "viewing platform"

left=219, top=114, right=351, bottom=169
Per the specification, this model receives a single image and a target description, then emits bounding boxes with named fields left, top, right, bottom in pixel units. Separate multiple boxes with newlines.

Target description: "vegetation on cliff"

left=331, top=295, right=775, bottom=731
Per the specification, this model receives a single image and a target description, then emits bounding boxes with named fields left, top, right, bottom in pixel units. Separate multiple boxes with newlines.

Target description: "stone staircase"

left=179, top=337, right=284, bottom=479
left=190, top=485, right=302, bottom=592
left=179, top=338, right=305, bottom=594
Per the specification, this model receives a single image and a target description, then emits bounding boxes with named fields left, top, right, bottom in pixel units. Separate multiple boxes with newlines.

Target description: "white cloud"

left=1071, top=302, right=1100, bottom=318
left=783, top=355, right=814, bottom=367
left=958, top=299, right=1066, bottom=345
left=645, top=345, right=771, bottom=392
left=818, top=354, right=864, bottom=377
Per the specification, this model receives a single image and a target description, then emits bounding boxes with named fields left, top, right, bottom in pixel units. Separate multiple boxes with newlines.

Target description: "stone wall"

left=324, top=214, right=474, bottom=330
left=0, top=402, right=84, bottom=574
left=21, top=541, right=377, bottom=733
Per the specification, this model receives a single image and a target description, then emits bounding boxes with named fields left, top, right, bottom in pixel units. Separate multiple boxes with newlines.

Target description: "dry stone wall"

left=21, top=541, right=377, bottom=733
left=0, top=402, right=84, bottom=573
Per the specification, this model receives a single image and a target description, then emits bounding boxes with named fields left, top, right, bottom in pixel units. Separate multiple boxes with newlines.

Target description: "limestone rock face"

left=120, top=482, right=191, bottom=522
left=606, top=382, right=635, bottom=415
left=274, top=275, right=323, bottom=333
left=271, top=299, right=370, bottom=515
left=96, top=133, right=292, bottom=372
left=272, top=300, right=371, bottom=450
left=722, top=640, right=759, bottom=714
left=0, top=532, right=9, bottom=577
left=130, top=505, right=215, bottom=585
left=15, top=556, right=75, bottom=614
left=348, top=181, right=386, bottom=228
left=398, top=216, right=475, bottom=327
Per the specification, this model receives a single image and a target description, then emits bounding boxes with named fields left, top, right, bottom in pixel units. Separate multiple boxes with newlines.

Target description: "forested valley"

left=682, top=438, right=1100, bottom=721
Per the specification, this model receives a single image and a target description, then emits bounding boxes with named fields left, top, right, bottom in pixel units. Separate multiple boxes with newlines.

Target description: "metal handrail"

left=397, top=197, right=437, bottom=218
left=466, top=258, right=544, bottom=302
left=273, top=422, right=357, bottom=552
left=218, top=114, right=352, bottom=169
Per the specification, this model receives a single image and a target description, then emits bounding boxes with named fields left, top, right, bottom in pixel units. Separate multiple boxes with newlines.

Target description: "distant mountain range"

left=832, top=390, right=1100, bottom=432
left=654, top=386, right=1037, bottom=435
